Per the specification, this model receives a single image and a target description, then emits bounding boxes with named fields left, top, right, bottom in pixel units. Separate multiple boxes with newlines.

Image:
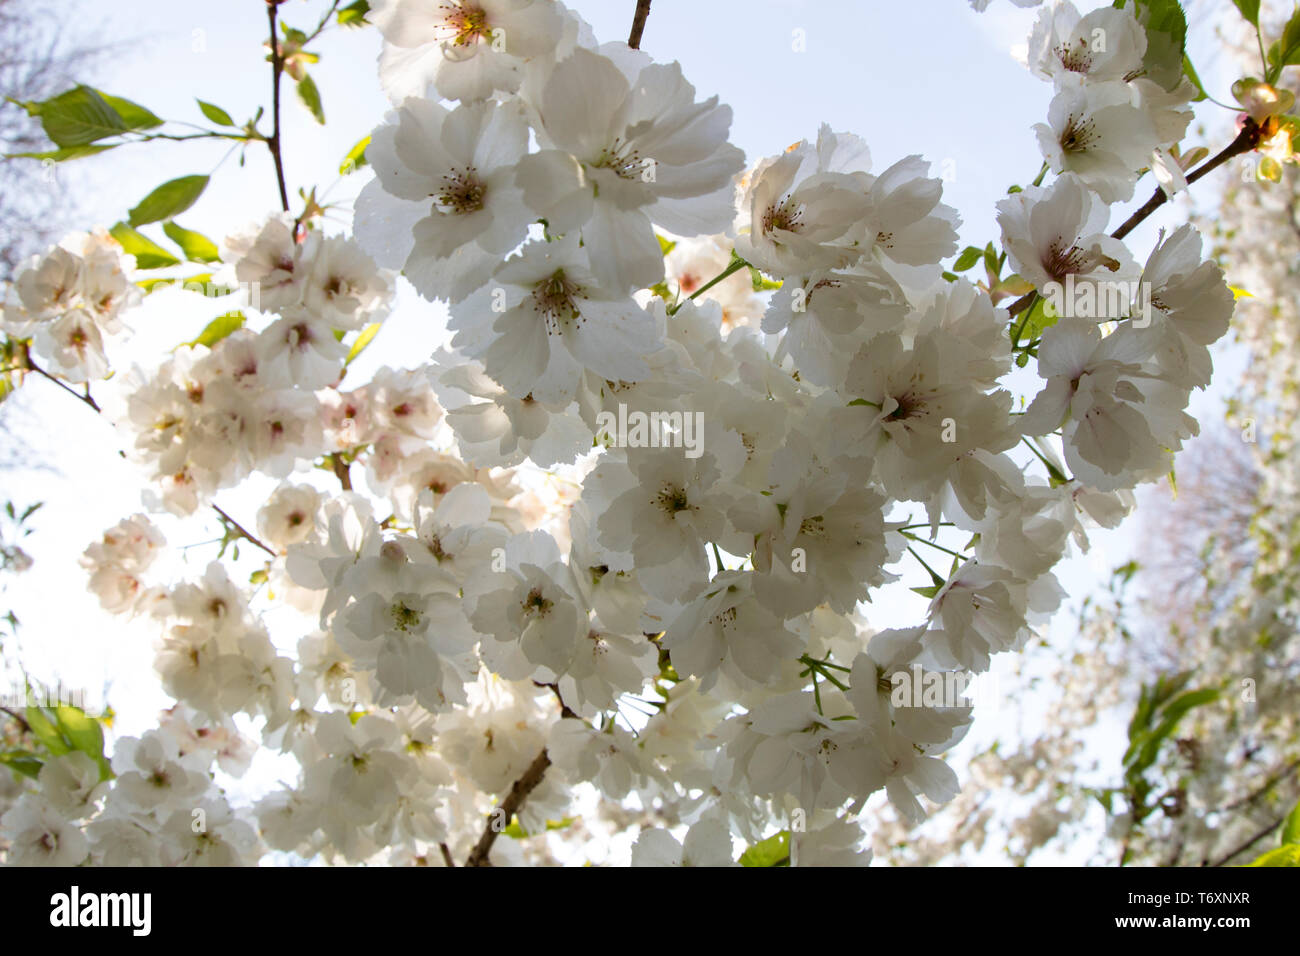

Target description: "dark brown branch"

left=329, top=453, right=352, bottom=491
left=439, top=842, right=455, bottom=867
left=1112, top=118, right=1265, bottom=241
left=534, top=680, right=580, bottom=720
left=1007, top=118, right=1268, bottom=322
left=23, top=355, right=100, bottom=412
left=213, top=504, right=277, bottom=557
left=1208, top=814, right=1285, bottom=867
left=265, top=0, right=291, bottom=214
left=0, top=704, right=31, bottom=733
left=628, top=0, right=652, bottom=49
left=464, top=748, right=552, bottom=867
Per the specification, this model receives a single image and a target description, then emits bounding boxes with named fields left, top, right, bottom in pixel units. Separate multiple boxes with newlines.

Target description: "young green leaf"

left=109, top=222, right=181, bottom=269
left=197, top=99, right=236, bottom=127
left=98, top=92, right=163, bottom=131
left=188, top=312, right=246, bottom=349
left=739, top=830, right=790, bottom=866
left=163, top=221, right=221, bottom=263
left=345, top=323, right=382, bottom=366
left=340, top=135, right=371, bottom=174
left=127, top=175, right=210, bottom=227
left=953, top=246, right=983, bottom=272
left=338, top=0, right=371, bottom=27
left=297, top=73, right=326, bottom=125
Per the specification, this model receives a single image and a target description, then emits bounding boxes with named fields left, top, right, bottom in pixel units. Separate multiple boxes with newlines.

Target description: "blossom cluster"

left=1, top=0, right=1241, bottom=866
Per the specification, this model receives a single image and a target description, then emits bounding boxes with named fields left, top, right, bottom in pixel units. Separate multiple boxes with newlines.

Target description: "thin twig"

left=439, top=842, right=455, bottom=867
left=213, top=504, right=277, bottom=557
left=1221, top=756, right=1300, bottom=813
left=0, top=704, right=31, bottom=733
left=464, top=748, right=553, bottom=867
left=628, top=0, right=652, bottom=49
left=24, top=358, right=100, bottom=412
left=265, top=0, right=292, bottom=214
left=1208, top=815, right=1285, bottom=867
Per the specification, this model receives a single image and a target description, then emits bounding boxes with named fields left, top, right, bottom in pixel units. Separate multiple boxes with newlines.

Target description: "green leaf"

left=24, top=706, right=70, bottom=756
left=1181, top=54, right=1207, bottom=102
left=1281, top=798, right=1300, bottom=846
left=1020, top=295, right=1057, bottom=341
left=1128, top=0, right=1188, bottom=91
left=4, top=143, right=117, bottom=162
left=196, top=99, right=236, bottom=127
left=1233, top=0, right=1260, bottom=28
left=953, top=246, right=983, bottom=272
left=1128, top=686, right=1218, bottom=774
left=340, top=135, right=370, bottom=174
left=109, top=222, right=180, bottom=269
left=98, top=93, right=162, bottom=131
left=338, top=0, right=371, bottom=27
left=739, top=830, right=790, bottom=866
left=297, top=74, right=325, bottom=125
left=11, top=86, right=126, bottom=147
left=910, top=584, right=942, bottom=599
left=1245, top=844, right=1300, bottom=867
left=982, top=242, right=1000, bottom=280
left=163, top=221, right=221, bottom=263
left=656, top=233, right=677, bottom=257
left=188, top=312, right=246, bottom=348
left=127, top=175, right=210, bottom=227
left=345, top=323, right=382, bottom=366
left=1266, top=6, right=1300, bottom=80
left=55, top=706, right=103, bottom=758
left=0, top=749, right=42, bottom=780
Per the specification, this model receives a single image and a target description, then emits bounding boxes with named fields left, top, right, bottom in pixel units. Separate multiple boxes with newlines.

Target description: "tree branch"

left=1006, top=118, right=1268, bottom=321
left=1112, top=118, right=1265, bottom=241
left=23, top=354, right=100, bottom=412
left=265, top=0, right=292, bottom=214
left=0, top=704, right=31, bottom=733
left=1208, top=814, right=1284, bottom=867
left=464, top=748, right=552, bottom=867
left=212, top=504, right=277, bottom=557
left=534, top=681, right=580, bottom=720
left=329, top=453, right=352, bottom=491
left=628, top=0, right=652, bottom=49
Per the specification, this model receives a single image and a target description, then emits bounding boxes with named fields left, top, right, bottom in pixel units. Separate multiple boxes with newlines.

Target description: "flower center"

left=532, top=269, right=587, bottom=335
left=434, top=166, right=486, bottom=215
left=439, top=2, right=491, bottom=46
left=522, top=586, right=553, bottom=617
left=391, top=601, right=422, bottom=633
left=591, top=137, right=644, bottom=180
left=1059, top=114, right=1097, bottom=153
left=762, top=197, right=805, bottom=235
left=1055, top=40, right=1093, bottom=74
left=656, top=483, right=693, bottom=516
